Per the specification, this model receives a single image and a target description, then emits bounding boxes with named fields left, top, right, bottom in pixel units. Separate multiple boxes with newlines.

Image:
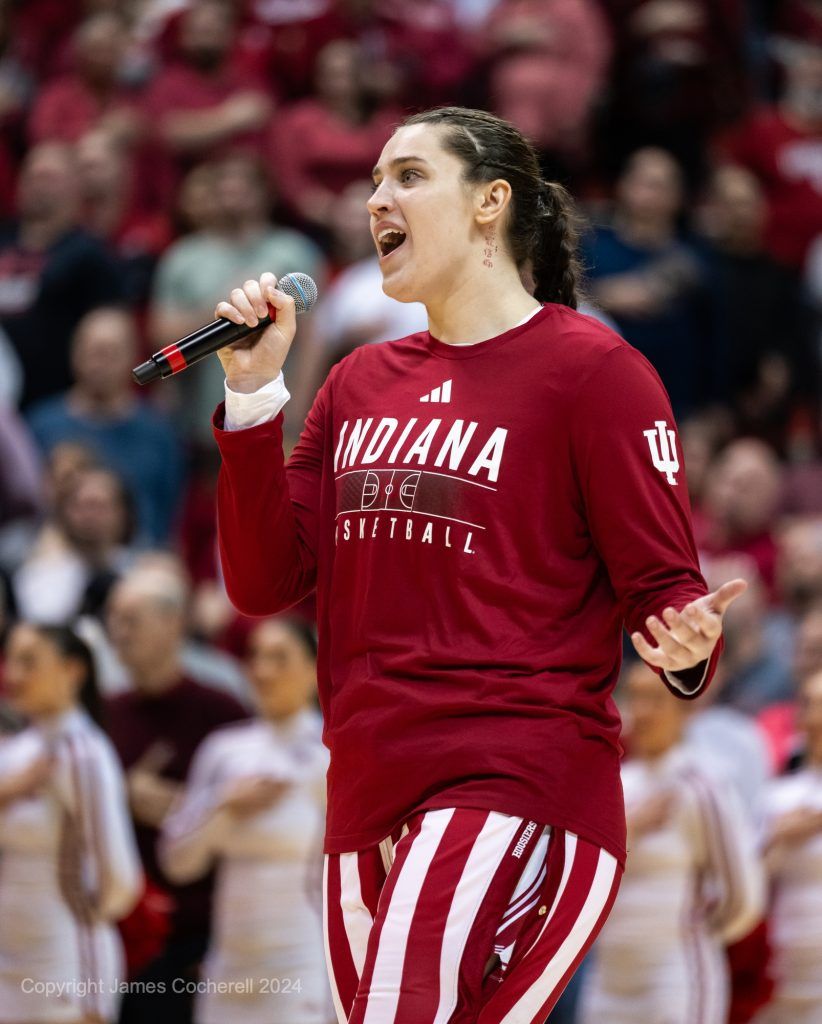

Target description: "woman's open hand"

left=630, top=578, right=748, bottom=674
left=215, top=272, right=298, bottom=394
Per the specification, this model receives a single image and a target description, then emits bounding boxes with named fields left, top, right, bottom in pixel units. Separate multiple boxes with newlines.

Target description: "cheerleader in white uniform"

left=160, top=617, right=331, bottom=1024
left=579, top=660, right=764, bottom=1024
left=756, top=669, right=822, bottom=1024
left=0, top=623, right=142, bottom=1024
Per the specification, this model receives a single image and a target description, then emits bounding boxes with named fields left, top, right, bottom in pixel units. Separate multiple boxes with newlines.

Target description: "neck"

left=638, top=738, right=680, bottom=761
left=69, top=385, right=133, bottom=418
left=265, top=706, right=304, bottom=725
left=84, top=75, right=115, bottom=99
left=20, top=215, right=71, bottom=251
left=615, top=212, right=672, bottom=249
left=426, top=260, right=539, bottom=344
left=131, top=656, right=181, bottom=696
left=720, top=234, right=762, bottom=258
left=218, top=218, right=260, bottom=243
left=84, top=190, right=124, bottom=236
left=325, top=95, right=359, bottom=121
left=69, top=537, right=112, bottom=569
left=36, top=704, right=75, bottom=726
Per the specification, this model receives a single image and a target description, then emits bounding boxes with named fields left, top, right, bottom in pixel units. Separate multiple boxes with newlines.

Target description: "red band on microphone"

left=159, top=343, right=188, bottom=374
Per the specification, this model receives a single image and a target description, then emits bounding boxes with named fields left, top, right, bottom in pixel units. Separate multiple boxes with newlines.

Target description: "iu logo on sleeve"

left=643, top=420, right=680, bottom=485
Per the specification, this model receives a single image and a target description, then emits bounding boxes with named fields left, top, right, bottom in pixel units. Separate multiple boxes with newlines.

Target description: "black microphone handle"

left=132, top=314, right=270, bottom=385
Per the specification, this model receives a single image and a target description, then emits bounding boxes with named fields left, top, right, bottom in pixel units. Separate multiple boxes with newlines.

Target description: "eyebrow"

left=371, top=156, right=430, bottom=179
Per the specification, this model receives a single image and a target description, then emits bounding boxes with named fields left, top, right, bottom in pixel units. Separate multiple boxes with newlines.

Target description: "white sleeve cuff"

left=223, top=372, right=290, bottom=431
left=664, top=659, right=710, bottom=696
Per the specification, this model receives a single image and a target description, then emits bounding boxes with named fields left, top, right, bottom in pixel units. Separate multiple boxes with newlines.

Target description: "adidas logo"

left=420, top=379, right=452, bottom=403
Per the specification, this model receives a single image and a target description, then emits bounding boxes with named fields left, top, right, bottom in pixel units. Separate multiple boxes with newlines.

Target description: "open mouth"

left=377, top=228, right=407, bottom=259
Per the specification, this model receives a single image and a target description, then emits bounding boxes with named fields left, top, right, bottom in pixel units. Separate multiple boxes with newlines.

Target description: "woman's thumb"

left=265, top=285, right=297, bottom=337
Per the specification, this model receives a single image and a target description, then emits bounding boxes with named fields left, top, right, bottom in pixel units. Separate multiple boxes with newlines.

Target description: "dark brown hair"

left=402, top=107, right=582, bottom=309
left=34, top=624, right=103, bottom=727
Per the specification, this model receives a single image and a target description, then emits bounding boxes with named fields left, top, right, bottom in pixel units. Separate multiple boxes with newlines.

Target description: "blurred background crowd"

left=0, top=0, right=821, bottom=1023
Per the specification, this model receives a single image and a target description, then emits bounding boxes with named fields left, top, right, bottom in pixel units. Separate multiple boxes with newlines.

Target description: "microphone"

left=132, top=272, right=318, bottom=385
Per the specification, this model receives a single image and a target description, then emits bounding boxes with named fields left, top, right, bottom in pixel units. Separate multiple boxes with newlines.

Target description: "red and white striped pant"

left=323, top=807, right=621, bottom=1024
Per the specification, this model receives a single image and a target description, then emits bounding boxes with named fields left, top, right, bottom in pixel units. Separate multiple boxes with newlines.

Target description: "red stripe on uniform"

left=347, top=815, right=426, bottom=1024
left=393, top=809, right=490, bottom=1024
left=325, top=853, right=360, bottom=1018
left=478, top=834, right=603, bottom=1023
left=358, top=846, right=387, bottom=920
left=489, top=827, right=567, bottom=985
left=528, top=860, right=621, bottom=1023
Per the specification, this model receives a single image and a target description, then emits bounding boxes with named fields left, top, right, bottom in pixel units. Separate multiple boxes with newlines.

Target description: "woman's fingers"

left=230, top=286, right=259, bottom=326
left=214, top=300, right=244, bottom=324
left=265, top=286, right=297, bottom=338
left=631, top=582, right=745, bottom=673
left=661, top=606, right=698, bottom=646
left=681, top=598, right=723, bottom=641
left=710, top=578, right=748, bottom=616
left=214, top=276, right=277, bottom=324
left=645, top=615, right=690, bottom=661
left=243, top=278, right=270, bottom=320
left=632, top=612, right=710, bottom=671
left=630, top=630, right=667, bottom=668
left=260, top=270, right=279, bottom=302
left=214, top=274, right=298, bottom=389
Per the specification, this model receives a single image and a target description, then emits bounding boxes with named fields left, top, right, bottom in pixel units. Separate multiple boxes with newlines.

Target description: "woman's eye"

left=400, top=168, right=420, bottom=184
left=370, top=181, right=379, bottom=194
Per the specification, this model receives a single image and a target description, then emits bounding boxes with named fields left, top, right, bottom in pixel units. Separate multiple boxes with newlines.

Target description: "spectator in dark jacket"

left=582, top=147, right=712, bottom=415
left=0, top=141, right=125, bottom=407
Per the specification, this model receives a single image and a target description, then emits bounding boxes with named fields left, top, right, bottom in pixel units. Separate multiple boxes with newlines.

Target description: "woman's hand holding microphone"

left=215, top=272, right=299, bottom=395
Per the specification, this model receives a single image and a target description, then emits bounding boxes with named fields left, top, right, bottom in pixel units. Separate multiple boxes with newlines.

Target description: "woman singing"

left=210, top=107, right=746, bottom=1023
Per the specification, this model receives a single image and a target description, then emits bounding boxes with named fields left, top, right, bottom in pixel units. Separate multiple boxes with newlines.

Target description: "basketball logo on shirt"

left=643, top=420, right=679, bottom=485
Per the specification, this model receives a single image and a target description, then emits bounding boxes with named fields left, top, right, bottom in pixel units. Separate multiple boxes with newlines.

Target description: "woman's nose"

left=367, top=180, right=394, bottom=215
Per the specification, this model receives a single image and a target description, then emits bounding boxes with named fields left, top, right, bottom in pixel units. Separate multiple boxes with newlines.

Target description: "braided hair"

left=401, top=107, right=582, bottom=309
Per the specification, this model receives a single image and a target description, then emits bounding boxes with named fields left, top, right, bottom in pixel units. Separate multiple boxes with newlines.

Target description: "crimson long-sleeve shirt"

left=213, top=303, right=720, bottom=864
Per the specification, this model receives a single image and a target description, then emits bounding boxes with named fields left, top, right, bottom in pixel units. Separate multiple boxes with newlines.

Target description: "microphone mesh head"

left=279, top=272, right=318, bottom=314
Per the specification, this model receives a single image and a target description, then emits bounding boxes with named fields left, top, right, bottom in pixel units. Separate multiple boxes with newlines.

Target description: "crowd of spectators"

left=0, top=1, right=821, bottom=1023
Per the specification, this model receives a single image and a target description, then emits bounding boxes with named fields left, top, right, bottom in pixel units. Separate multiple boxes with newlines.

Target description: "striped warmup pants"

left=323, top=808, right=622, bottom=1023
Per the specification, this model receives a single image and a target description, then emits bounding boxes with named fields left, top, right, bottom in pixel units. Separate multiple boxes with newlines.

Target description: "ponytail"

left=533, top=181, right=582, bottom=309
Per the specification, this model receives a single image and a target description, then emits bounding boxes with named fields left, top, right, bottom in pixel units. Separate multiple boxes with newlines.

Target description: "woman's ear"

left=475, top=178, right=512, bottom=226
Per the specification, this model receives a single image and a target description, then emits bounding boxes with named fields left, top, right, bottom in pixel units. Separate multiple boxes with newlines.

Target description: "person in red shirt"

left=270, top=38, right=400, bottom=230
left=238, top=0, right=473, bottom=105
left=209, top=107, right=746, bottom=1022
left=718, top=40, right=822, bottom=270
left=482, top=0, right=612, bottom=176
left=144, top=0, right=273, bottom=205
left=28, top=11, right=143, bottom=148
left=697, top=438, right=783, bottom=602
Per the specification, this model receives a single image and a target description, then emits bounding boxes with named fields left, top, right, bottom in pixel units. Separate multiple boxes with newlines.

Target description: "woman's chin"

left=380, top=271, right=420, bottom=305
